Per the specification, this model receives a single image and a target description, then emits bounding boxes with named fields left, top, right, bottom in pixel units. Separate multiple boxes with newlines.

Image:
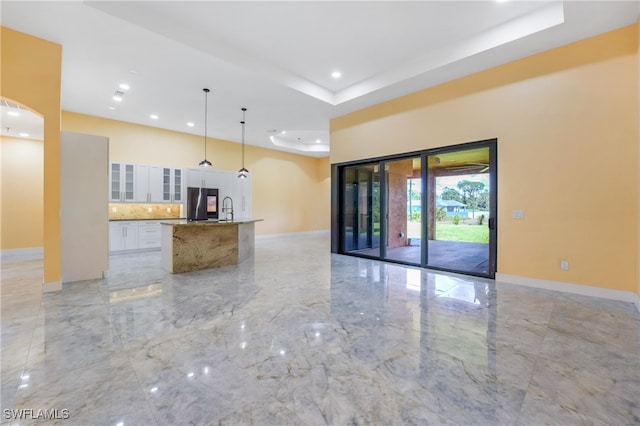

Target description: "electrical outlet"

left=112, top=207, right=117, bottom=212
left=512, top=210, right=523, bottom=219
left=560, top=260, right=569, bottom=271
left=166, top=208, right=171, bottom=213
left=147, top=207, right=153, bottom=213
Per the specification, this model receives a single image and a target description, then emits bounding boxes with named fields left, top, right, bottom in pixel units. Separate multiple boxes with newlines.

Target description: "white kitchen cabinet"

left=203, top=169, right=219, bottom=189
left=149, top=166, right=164, bottom=202
left=137, top=220, right=162, bottom=249
left=216, top=171, right=236, bottom=220
left=182, top=168, right=252, bottom=219
left=132, top=165, right=183, bottom=203
left=187, top=168, right=219, bottom=189
left=187, top=168, right=203, bottom=188
left=135, top=165, right=169, bottom=203
left=134, top=164, right=149, bottom=202
left=233, top=174, right=252, bottom=219
left=109, top=162, right=136, bottom=202
left=109, top=221, right=139, bottom=252
left=218, top=170, right=234, bottom=201
left=162, top=167, right=184, bottom=202
left=109, top=220, right=169, bottom=252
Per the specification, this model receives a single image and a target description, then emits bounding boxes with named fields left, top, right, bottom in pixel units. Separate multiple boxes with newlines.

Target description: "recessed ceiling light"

left=187, top=122, right=195, bottom=127
left=331, top=71, right=342, bottom=79
left=119, top=83, right=130, bottom=91
left=150, top=114, right=159, bottom=120
left=316, top=139, right=321, bottom=143
left=7, top=111, right=19, bottom=117
left=112, top=90, right=124, bottom=102
left=108, top=106, right=116, bottom=110
left=281, top=130, right=286, bottom=135
left=19, top=132, right=29, bottom=137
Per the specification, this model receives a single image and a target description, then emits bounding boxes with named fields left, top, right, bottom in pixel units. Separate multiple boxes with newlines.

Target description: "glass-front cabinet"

left=163, top=167, right=183, bottom=202
left=109, top=162, right=135, bottom=202
left=110, top=162, right=185, bottom=203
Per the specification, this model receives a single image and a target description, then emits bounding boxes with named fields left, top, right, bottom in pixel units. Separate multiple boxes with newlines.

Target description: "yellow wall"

left=637, top=20, right=640, bottom=300
left=0, top=137, right=44, bottom=248
left=1, top=27, right=62, bottom=285
left=61, top=111, right=330, bottom=235
left=331, top=25, right=639, bottom=293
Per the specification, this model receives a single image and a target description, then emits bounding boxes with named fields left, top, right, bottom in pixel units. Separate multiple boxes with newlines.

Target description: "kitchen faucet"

left=222, top=196, right=234, bottom=222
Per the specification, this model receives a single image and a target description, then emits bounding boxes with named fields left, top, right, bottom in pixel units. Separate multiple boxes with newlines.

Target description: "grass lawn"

left=408, top=221, right=489, bottom=243
left=436, top=223, right=489, bottom=243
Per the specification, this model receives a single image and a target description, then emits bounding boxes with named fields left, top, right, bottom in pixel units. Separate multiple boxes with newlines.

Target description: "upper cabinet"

left=109, top=162, right=135, bottom=202
left=134, top=164, right=149, bottom=202
left=111, top=162, right=184, bottom=203
left=109, top=164, right=249, bottom=214
left=234, top=174, right=252, bottom=220
left=187, top=168, right=220, bottom=189
left=149, top=166, right=164, bottom=202
left=186, top=168, right=252, bottom=218
left=162, top=167, right=184, bottom=203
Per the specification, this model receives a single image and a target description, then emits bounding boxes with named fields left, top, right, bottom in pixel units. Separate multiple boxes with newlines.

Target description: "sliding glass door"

left=425, top=146, right=494, bottom=275
left=342, top=163, right=381, bottom=256
left=335, top=139, right=497, bottom=278
left=384, top=156, right=422, bottom=265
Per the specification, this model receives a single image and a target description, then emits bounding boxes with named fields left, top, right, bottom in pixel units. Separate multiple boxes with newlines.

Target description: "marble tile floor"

left=1, top=233, right=639, bottom=426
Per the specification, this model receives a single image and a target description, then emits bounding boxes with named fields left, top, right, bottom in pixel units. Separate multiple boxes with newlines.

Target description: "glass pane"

left=385, top=157, right=421, bottom=265
left=111, top=163, right=121, bottom=199
left=174, top=169, right=181, bottom=201
left=342, top=163, right=380, bottom=256
left=426, top=147, right=490, bottom=274
left=163, top=168, right=171, bottom=201
left=125, top=164, right=134, bottom=199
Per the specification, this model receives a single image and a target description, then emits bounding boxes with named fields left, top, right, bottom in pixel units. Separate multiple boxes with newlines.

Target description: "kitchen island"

left=161, top=219, right=262, bottom=273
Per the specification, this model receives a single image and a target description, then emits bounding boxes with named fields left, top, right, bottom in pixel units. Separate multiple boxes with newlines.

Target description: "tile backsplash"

left=109, top=203, right=182, bottom=220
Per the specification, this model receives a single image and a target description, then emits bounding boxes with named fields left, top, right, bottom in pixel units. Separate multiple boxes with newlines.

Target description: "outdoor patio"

left=351, top=239, right=489, bottom=276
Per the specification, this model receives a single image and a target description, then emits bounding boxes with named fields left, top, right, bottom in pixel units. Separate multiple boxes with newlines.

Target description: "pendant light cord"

left=241, top=108, right=246, bottom=168
left=204, top=88, right=209, bottom=159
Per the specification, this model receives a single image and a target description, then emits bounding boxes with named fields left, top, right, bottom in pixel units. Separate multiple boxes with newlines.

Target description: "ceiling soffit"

left=87, top=1, right=564, bottom=106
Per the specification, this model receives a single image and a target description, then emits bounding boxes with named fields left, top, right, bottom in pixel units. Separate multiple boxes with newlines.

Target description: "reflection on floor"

left=2, top=234, right=639, bottom=425
left=355, top=239, right=489, bottom=275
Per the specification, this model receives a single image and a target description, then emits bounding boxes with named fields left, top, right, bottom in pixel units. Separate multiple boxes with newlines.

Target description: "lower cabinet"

left=109, top=221, right=139, bottom=252
left=137, top=221, right=162, bottom=249
left=109, top=220, right=163, bottom=252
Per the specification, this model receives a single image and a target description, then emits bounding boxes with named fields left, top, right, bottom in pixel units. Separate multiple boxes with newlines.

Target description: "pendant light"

left=198, top=88, right=212, bottom=167
left=238, top=107, right=249, bottom=178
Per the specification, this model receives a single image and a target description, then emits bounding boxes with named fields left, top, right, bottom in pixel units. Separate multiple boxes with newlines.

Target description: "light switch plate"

left=512, top=210, right=523, bottom=219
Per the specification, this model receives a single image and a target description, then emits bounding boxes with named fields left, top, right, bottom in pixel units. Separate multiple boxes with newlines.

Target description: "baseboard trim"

left=42, top=280, right=62, bottom=293
left=257, top=229, right=330, bottom=240
left=1, top=247, right=44, bottom=261
left=495, top=273, right=636, bottom=304
left=634, top=292, right=640, bottom=314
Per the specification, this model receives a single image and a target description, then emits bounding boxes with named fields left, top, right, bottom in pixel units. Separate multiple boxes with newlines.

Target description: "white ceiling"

left=0, top=101, right=44, bottom=141
left=1, top=1, right=638, bottom=157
